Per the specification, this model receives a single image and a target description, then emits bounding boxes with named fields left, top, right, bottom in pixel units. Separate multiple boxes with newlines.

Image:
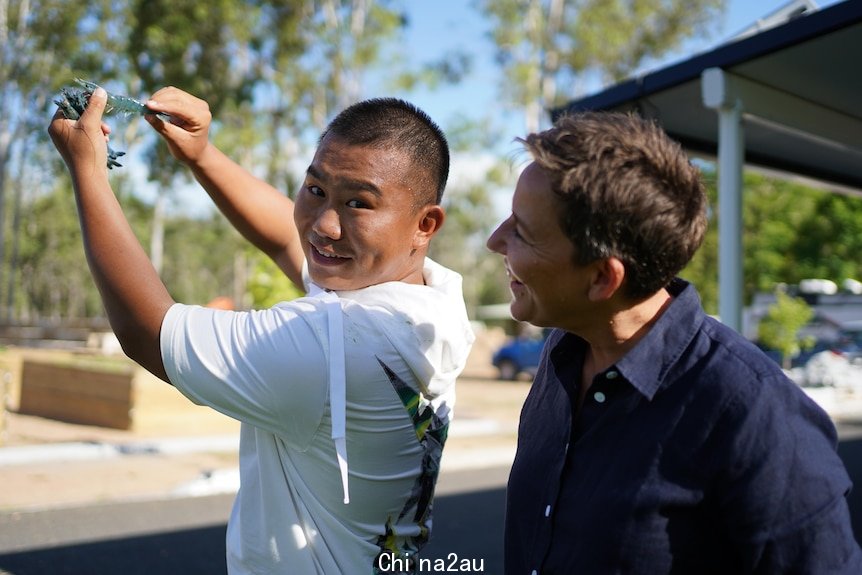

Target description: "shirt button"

left=594, top=391, right=606, bottom=403
left=606, top=370, right=619, bottom=379
left=545, top=504, right=551, bottom=517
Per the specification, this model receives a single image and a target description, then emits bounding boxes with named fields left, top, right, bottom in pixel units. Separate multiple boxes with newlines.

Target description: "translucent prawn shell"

left=74, top=79, right=153, bottom=117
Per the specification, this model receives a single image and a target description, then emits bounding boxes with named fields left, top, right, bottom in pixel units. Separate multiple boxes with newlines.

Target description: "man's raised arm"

left=48, top=87, right=173, bottom=381
left=144, top=87, right=305, bottom=289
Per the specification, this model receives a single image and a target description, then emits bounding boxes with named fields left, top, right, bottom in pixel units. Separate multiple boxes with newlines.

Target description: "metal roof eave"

left=551, top=0, right=862, bottom=120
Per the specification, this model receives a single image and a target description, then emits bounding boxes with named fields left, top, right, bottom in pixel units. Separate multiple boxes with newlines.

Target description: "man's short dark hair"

left=521, top=111, right=708, bottom=300
left=320, top=98, right=449, bottom=207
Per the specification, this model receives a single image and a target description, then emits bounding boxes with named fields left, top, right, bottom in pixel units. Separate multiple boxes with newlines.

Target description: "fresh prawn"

left=54, top=79, right=166, bottom=169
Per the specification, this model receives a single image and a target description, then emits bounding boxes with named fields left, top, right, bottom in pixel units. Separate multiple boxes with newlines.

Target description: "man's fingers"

left=146, top=103, right=195, bottom=129
left=145, top=112, right=170, bottom=134
left=144, top=88, right=209, bottom=129
left=145, top=113, right=187, bottom=144
left=145, top=96, right=185, bottom=120
left=48, top=107, right=77, bottom=138
left=47, top=109, right=69, bottom=143
left=80, top=87, right=108, bottom=127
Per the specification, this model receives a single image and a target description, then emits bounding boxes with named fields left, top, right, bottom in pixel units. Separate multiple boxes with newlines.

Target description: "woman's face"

left=487, top=162, right=591, bottom=329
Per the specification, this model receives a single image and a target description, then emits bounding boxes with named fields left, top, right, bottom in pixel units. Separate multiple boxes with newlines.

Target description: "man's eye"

left=346, top=199, right=369, bottom=209
left=307, top=185, right=324, bottom=197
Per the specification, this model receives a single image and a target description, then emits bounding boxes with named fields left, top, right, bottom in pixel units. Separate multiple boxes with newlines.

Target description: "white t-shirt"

left=160, top=258, right=475, bottom=574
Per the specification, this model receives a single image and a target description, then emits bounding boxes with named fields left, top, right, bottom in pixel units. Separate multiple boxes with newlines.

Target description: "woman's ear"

left=587, top=257, right=626, bottom=302
left=412, top=205, right=445, bottom=249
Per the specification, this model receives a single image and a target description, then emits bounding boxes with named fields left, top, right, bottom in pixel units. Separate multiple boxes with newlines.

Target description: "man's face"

left=294, top=134, right=434, bottom=291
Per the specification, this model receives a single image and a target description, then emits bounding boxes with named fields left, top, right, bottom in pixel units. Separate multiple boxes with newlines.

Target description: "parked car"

left=492, top=329, right=549, bottom=380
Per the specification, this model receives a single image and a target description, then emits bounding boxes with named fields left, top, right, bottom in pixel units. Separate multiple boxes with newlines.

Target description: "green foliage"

left=16, top=181, right=102, bottom=319
left=794, top=193, right=862, bottom=280
left=247, top=254, right=303, bottom=309
left=391, top=52, right=473, bottom=92
left=128, top=0, right=263, bottom=186
left=571, top=0, right=724, bottom=82
left=740, top=174, right=813, bottom=298
left=129, top=0, right=256, bottom=114
left=10, top=169, right=144, bottom=320
left=10, top=178, right=255, bottom=318
left=160, top=210, right=249, bottom=306
left=757, top=290, right=815, bottom=369
left=444, top=115, right=508, bottom=154
left=680, top=167, right=718, bottom=313
left=739, top=173, right=862, bottom=301
left=681, top=169, right=862, bottom=315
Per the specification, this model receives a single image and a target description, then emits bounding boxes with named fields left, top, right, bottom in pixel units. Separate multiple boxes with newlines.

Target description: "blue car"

left=492, top=330, right=549, bottom=380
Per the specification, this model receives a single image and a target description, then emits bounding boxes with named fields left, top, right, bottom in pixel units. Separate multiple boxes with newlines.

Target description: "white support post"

left=702, top=68, right=745, bottom=333
left=717, top=106, right=744, bottom=332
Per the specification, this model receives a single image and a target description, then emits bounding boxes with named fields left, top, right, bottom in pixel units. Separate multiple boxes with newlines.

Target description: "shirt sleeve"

left=715, top=372, right=862, bottom=573
left=159, top=302, right=329, bottom=450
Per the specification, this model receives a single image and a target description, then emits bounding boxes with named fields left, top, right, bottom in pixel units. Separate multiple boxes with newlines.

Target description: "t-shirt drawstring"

left=310, top=284, right=350, bottom=505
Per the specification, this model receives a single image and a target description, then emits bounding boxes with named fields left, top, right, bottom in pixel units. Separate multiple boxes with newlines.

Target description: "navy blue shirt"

left=505, top=279, right=862, bottom=574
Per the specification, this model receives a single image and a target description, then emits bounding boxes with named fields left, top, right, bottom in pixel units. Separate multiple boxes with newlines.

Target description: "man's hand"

left=144, top=87, right=212, bottom=165
left=48, top=87, right=110, bottom=179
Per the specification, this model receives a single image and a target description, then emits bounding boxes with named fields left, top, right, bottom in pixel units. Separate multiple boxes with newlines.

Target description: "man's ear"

left=587, top=257, right=626, bottom=302
left=412, top=205, right=445, bottom=250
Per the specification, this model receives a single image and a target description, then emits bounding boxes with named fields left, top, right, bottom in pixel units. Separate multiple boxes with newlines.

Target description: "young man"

left=487, top=111, right=862, bottom=574
left=49, top=87, right=474, bottom=574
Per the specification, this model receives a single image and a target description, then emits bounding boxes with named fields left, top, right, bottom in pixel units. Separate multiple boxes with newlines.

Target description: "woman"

left=489, top=111, right=862, bottom=574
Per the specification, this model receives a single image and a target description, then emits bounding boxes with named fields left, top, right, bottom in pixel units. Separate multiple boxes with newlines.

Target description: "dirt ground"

left=0, top=327, right=531, bottom=513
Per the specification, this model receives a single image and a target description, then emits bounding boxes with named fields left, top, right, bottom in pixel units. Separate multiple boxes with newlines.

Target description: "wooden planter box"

left=18, top=359, right=135, bottom=430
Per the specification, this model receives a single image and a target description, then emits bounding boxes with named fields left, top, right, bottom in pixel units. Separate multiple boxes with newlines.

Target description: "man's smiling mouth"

left=311, top=244, right=350, bottom=260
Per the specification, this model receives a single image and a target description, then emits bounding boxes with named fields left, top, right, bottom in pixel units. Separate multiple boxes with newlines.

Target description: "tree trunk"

left=150, top=189, right=166, bottom=276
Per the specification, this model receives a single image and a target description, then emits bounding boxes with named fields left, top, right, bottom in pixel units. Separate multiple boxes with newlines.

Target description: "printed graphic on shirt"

left=373, top=359, right=448, bottom=574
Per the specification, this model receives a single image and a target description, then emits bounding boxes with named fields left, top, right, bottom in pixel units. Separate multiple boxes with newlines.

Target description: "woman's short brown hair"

left=521, top=111, right=708, bottom=300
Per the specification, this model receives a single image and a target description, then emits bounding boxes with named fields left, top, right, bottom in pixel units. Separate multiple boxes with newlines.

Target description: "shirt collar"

left=614, top=278, right=704, bottom=400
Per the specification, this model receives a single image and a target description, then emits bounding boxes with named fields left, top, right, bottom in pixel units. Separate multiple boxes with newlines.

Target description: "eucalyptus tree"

left=16, top=174, right=151, bottom=321
left=246, top=0, right=409, bottom=197
left=0, top=0, right=128, bottom=320
left=127, top=0, right=267, bottom=274
left=480, top=0, right=726, bottom=132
